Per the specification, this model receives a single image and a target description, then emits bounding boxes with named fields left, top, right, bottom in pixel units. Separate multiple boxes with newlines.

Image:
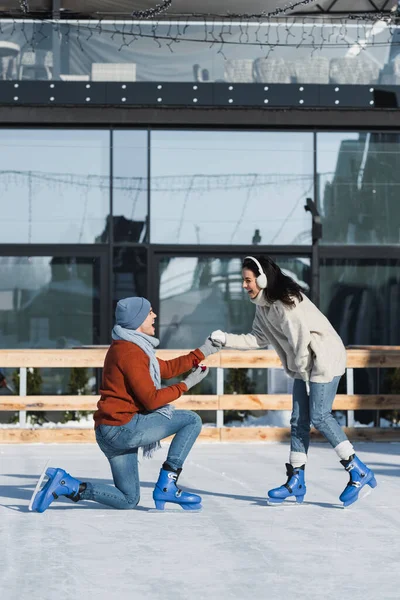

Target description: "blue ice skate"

left=268, top=463, right=306, bottom=504
left=29, top=467, right=82, bottom=513
left=153, top=468, right=202, bottom=511
left=339, top=455, right=377, bottom=508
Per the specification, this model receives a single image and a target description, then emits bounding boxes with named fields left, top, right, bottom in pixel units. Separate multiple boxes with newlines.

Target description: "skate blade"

left=28, top=460, right=50, bottom=512
left=267, top=497, right=302, bottom=506
left=148, top=507, right=202, bottom=513
left=342, top=486, right=372, bottom=509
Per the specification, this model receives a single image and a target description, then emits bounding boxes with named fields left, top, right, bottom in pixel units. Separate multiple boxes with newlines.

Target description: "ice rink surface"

left=1, top=442, right=399, bottom=600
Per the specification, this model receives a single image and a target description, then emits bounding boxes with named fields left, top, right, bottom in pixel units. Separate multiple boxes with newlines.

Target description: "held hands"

left=198, top=336, right=221, bottom=357
left=182, top=365, right=210, bottom=391
left=210, top=330, right=227, bottom=348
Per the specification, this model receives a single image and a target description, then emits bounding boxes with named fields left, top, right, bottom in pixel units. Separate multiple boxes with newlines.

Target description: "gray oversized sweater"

left=225, top=292, right=346, bottom=384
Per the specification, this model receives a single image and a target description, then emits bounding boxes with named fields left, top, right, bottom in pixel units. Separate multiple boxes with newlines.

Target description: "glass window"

left=3, top=20, right=395, bottom=87
left=151, top=131, right=313, bottom=245
left=317, top=132, right=400, bottom=244
left=320, top=257, right=400, bottom=423
left=320, top=258, right=400, bottom=345
left=0, top=130, right=110, bottom=243
left=113, top=247, right=147, bottom=312
left=0, top=255, right=101, bottom=348
left=112, top=131, right=148, bottom=243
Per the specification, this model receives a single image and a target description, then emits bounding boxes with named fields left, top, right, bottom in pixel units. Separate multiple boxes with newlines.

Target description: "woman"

left=211, top=256, right=376, bottom=507
left=30, top=296, right=218, bottom=512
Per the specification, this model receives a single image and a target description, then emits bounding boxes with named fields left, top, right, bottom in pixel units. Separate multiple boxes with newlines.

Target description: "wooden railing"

left=0, top=346, right=399, bottom=443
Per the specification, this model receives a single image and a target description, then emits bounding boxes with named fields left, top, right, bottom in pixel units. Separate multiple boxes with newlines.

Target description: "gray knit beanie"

left=115, top=297, right=151, bottom=330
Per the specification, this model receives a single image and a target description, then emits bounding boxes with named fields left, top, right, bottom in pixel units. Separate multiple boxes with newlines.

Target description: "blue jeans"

left=80, top=409, right=202, bottom=509
left=290, top=376, right=348, bottom=454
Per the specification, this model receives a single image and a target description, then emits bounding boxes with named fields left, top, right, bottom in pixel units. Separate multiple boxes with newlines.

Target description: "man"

left=30, top=297, right=219, bottom=512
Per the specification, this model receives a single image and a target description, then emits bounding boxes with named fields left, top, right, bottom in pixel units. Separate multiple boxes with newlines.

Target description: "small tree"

left=62, top=367, right=91, bottom=423
left=224, top=368, right=255, bottom=422
left=383, top=368, right=400, bottom=425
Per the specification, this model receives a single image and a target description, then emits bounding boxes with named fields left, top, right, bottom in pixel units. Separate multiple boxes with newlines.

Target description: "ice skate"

left=153, top=467, right=202, bottom=511
left=29, top=466, right=82, bottom=513
left=267, top=463, right=306, bottom=505
left=339, top=455, right=377, bottom=508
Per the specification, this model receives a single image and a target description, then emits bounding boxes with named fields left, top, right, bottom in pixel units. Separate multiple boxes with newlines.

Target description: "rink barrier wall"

left=0, top=346, right=399, bottom=443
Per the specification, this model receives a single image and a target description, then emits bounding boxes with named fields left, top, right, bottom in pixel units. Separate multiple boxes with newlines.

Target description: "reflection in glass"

left=320, top=258, right=400, bottom=346
left=0, top=256, right=100, bottom=348
left=113, top=247, right=147, bottom=311
left=151, top=131, right=313, bottom=245
left=0, top=130, right=109, bottom=244
left=1, top=20, right=397, bottom=86
left=112, top=131, right=148, bottom=243
left=320, top=258, right=400, bottom=423
left=318, top=132, right=400, bottom=244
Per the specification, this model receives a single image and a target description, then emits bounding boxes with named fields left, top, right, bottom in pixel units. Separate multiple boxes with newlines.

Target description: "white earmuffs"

left=245, top=256, right=268, bottom=289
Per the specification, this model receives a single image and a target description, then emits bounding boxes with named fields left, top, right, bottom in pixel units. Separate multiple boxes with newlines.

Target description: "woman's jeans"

left=81, top=409, right=202, bottom=510
left=290, top=376, right=348, bottom=455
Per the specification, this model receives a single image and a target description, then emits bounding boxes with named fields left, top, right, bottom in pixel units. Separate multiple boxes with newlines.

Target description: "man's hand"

left=181, top=366, right=209, bottom=391
left=198, top=337, right=220, bottom=357
left=210, top=330, right=227, bottom=347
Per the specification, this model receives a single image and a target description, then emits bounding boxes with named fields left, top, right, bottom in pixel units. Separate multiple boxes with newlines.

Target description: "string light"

left=131, top=0, right=172, bottom=20
left=2, top=17, right=398, bottom=54
left=225, top=0, right=317, bottom=19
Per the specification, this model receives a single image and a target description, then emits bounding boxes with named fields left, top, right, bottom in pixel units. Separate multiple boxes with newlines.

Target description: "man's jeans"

left=290, top=376, right=347, bottom=454
left=81, top=409, right=202, bottom=509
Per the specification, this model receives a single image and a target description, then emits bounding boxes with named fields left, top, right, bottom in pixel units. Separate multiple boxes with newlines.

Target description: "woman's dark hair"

left=242, top=255, right=303, bottom=307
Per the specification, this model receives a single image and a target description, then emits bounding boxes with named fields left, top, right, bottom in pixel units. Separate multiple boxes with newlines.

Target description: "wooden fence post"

left=346, top=368, right=355, bottom=427
left=19, top=367, right=27, bottom=428
left=216, top=367, right=224, bottom=428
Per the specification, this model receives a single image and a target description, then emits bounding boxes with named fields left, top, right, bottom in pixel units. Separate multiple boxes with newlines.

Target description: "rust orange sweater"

left=93, top=340, right=205, bottom=427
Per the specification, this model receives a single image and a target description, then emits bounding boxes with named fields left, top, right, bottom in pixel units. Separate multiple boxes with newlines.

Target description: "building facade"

left=1, top=11, right=400, bottom=407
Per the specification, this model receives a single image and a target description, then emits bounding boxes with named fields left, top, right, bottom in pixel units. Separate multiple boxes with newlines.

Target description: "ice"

left=1, top=442, right=399, bottom=600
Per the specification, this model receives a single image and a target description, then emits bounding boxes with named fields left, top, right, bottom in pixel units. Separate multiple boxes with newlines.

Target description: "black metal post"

left=52, top=0, right=61, bottom=80
left=304, top=197, right=322, bottom=306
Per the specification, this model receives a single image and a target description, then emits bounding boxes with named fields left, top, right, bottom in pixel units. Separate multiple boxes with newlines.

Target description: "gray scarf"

left=112, top=324, right=173, bottom=458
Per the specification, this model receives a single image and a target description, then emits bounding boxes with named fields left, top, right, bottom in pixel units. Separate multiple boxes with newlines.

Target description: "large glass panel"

left=0, top=130, right=109, bottom=243
left=0, top=256, right=101, bottom=348
left=317, top=132, right=400, bottom=244
left=0, top=255, right=102, bottom=421
left=320, top=258, right=400, bottom=424
left=151, top=131, right=313, bottom=245
left=320, top=258, right=400, bottom=346
left=112, top=131, right=148, bottom=243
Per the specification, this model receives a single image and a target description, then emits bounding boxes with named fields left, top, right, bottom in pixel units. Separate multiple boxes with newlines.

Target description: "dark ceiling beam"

left=1, top=106, right=400, bottom=129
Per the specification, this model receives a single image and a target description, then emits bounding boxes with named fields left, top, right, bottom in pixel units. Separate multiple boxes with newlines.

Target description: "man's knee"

left=120, top=494, right=140, bottom=510
left=187, top=410, right=202, bottom=433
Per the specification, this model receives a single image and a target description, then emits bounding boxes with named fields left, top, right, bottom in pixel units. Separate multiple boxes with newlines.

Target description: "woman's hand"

left=210, top=330, right=227, bottom=347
